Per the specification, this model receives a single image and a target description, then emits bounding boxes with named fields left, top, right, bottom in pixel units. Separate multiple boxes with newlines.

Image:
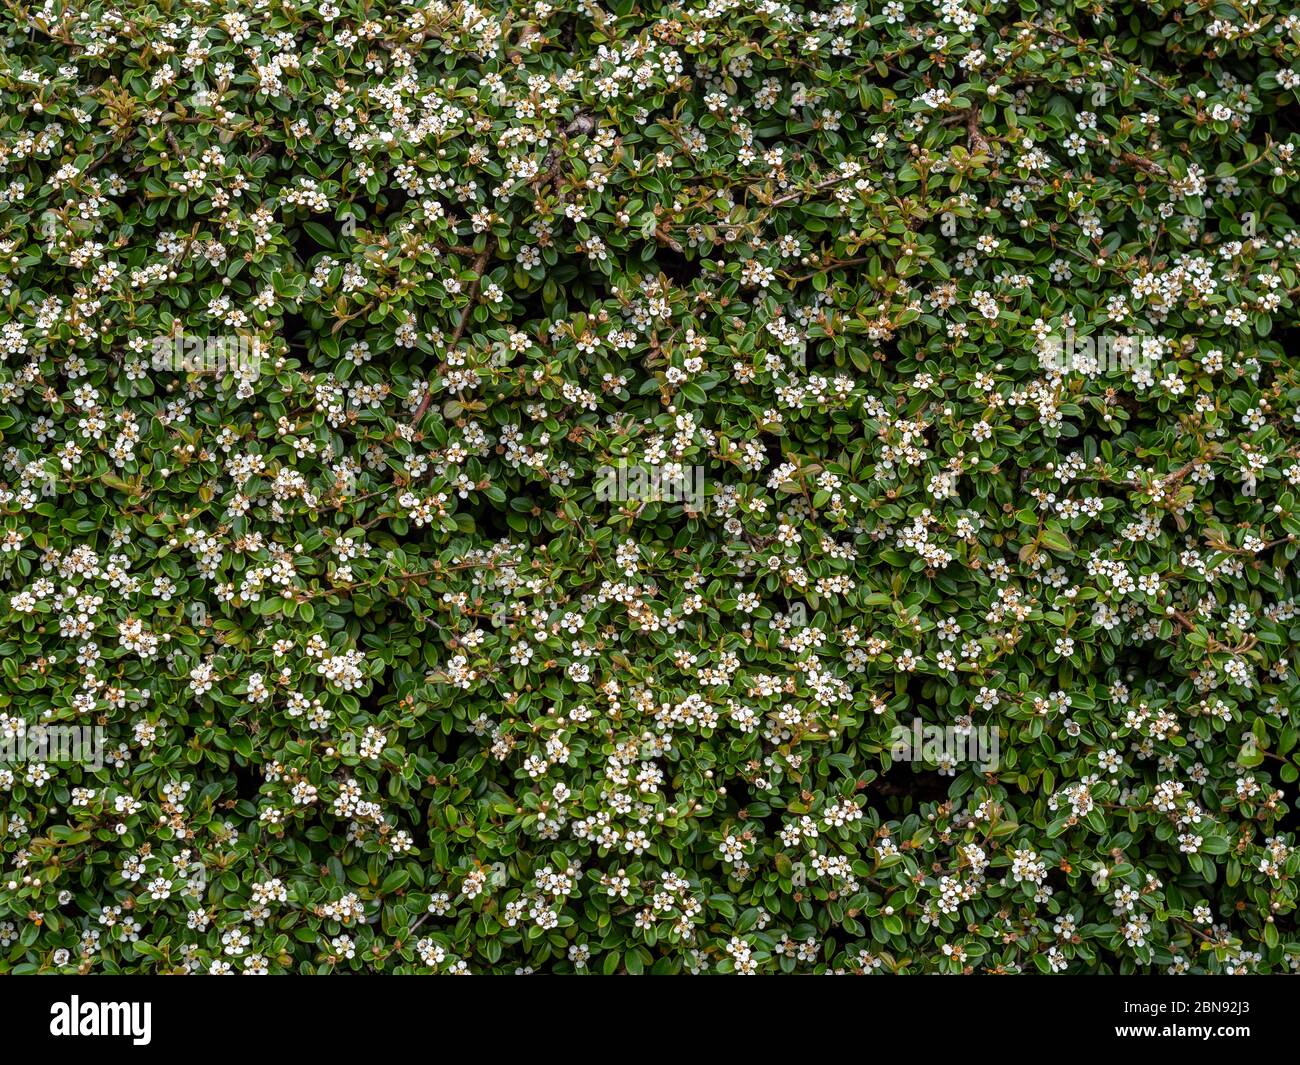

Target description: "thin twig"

left=410, top=241, right=495, bottom=426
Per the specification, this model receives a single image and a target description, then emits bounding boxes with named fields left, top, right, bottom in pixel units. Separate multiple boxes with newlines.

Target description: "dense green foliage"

left=2, top=0, right=1300, bottom=974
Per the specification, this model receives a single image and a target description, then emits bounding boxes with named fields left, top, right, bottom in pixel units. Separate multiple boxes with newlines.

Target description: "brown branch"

left=761, top=174, right=845, bottom=208
left=533, top=113, right=595, bottom=190
left=410, top=241, right=495, bottom=426
left=966, top=110, right=990, bottom=156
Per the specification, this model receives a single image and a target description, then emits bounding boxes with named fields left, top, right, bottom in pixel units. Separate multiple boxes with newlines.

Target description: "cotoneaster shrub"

left=1, top=0, right=1299, bottom=976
